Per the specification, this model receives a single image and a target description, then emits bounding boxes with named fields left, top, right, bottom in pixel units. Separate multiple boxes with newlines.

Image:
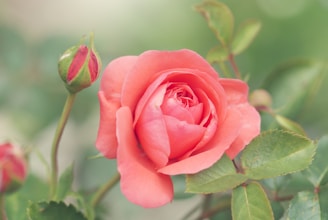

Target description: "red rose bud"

left=0, top=142, right=27, bottom=194
left=58, top=33, right=101, bottom=93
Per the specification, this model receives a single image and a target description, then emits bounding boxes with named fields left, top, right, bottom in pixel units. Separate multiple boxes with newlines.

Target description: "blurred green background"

left=1, top=0, right=328, bottom=219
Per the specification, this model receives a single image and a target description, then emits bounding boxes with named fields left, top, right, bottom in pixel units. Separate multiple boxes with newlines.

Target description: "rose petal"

left=95, top=92, right=120, bottom=158
left=219, top=78, right=248, bottom=105
left=134, top=70, right=227, bottom=127
left=220, top=79, right=261, bottom=158
left=121, top=49, right=219, bottom=111
left=100, top=56, right=138, bottom=100
left=161, top=97, right=196, bottom=124
left=164, top=115, right=206, bottom=159
left=180, top=89, right=218, bottom=158
left=225, top=103, right=261, bottom=158
left=116, top=107, right=173, bottom=208
left=96, top=56, right=138, bottom=158
left=161, top=82, right=203, bottom=124
left=158, top=108, right=242, bottom=175
left=135, top=84, right=170, bottom=168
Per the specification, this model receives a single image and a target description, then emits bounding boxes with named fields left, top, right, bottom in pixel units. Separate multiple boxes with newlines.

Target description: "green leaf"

left=318, top=188, right=328, bottom=219
left=274, top=114, right=307, bottom=136
left=302, top=135, right=328, bottom=187
left=241, top=130, right=316, bottom=180
left=262, top=173, right=313, bottom=200
left=231, top=19, right=261, bottom=55
left=262, top=60, right=325, bottom=118
left=186, top=155, right=247, bottom=193
left=27, top=201, right=87, bottom=220
left=287, top=191, right=321, bottom=220
left=261, top=175, right=291, bottom=192
left=232, top=182, right=274, bottom=220
left=56, top=164, right=74, bottom=201
left=195, top=0, right=234, bottom=47
left=206, top=44, right=230, bottom=63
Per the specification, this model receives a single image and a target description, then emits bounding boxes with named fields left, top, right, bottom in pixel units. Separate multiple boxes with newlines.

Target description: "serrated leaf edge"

left=242, top=129, right=317, bottom=180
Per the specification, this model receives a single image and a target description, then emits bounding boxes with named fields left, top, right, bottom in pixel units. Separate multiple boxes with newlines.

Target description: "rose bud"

left=58, top=33, right=101, bottom=93
left=249, top=89, right=272, bottom=111
left=0, top=142, right=27, bottom=194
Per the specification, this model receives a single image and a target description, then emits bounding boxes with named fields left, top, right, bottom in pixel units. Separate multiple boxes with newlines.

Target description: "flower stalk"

left=90, top=172, right=120, bottom=208
left=50, top=93, right=77, bottom=198
left=228, top=54, right=242, bottom=79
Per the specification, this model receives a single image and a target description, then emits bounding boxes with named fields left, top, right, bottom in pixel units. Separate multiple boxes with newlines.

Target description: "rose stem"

left=90, top=172, right=120, bottom=208
left=0, top=195, right=7, bottom=220
left=50, top=92, right=77, bottom=199
left=228, top=54, right=242, bottom=79
left=201, top=194, right=212, bottom=217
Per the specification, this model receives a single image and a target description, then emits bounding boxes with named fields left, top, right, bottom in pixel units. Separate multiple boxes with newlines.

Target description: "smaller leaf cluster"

left=195, top=0, right=261, bottom=65
left=186, top=130, right=317, bottom=220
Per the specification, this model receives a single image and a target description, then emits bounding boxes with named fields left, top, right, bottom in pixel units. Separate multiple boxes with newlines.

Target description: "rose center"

left=161, top=83, right=203, bottom=124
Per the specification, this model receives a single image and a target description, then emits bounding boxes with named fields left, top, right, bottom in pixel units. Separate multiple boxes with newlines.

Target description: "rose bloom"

left=96, top=49, right=260, bottom=208
left=0, top=142, right=27, bottom=194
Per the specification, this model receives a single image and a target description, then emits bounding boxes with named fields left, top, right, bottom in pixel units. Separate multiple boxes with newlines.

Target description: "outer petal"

left=158, top=108, right=242, bottom=175
left=96, top=56, right=138, bottom=158
left=100, top=56, right=138, bottom=100
left=95, top=92, right=120, bottom=158
left=220, top=78, right=261, bottom=158
left=225, top=103, right=261, bottom=158
left=219, top=78, right=248, bottom=105
left=116, top=107, right=173, bottom=208
left=121, top=49, right=219, bottom=111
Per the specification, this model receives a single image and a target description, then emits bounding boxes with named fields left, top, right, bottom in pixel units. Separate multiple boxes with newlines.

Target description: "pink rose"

left=0, top=142, right=27, bottom=194
left=96, top=49, right=260, bottom=208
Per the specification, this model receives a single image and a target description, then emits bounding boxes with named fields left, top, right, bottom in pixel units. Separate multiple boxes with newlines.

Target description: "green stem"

left=50, top=92, right=77, bottom=199
left=90, top=172, right=120, bottom=208
left=228, top=54, right=242, bottom=79
left=201, top=194, right=212, bottom=217
left=0, top=195, right=7, bottom=220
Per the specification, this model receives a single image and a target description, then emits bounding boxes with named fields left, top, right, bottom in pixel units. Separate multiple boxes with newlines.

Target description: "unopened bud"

left=0, top=142, right=27, bottom=194
left=58, top=33, right=101, bottom=93
left=249, top=89, right=272, bottom=110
